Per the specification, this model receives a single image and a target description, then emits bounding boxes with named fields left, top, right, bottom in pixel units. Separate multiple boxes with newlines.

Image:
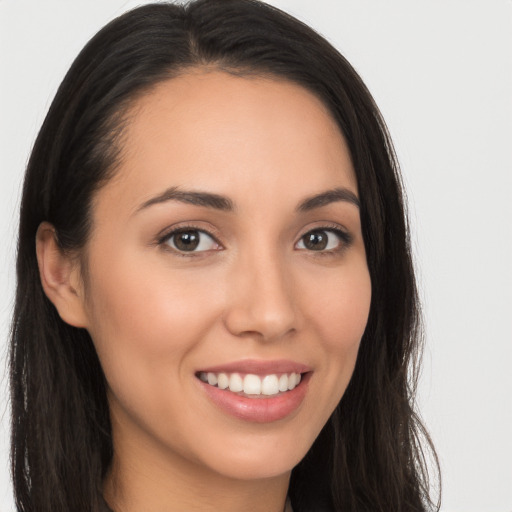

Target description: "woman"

left=9, top=0, right=439, bottom=510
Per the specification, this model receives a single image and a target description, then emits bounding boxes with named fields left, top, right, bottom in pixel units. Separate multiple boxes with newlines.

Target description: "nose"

left=223, top=249, right=298, bottom=342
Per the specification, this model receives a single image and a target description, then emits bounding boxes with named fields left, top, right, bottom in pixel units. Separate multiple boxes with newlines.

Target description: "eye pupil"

left=304, top=231, right=328, bottom=251
left=174, top=230, right=200, bottom=251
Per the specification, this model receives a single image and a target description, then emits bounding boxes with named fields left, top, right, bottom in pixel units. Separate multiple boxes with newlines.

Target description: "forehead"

left=99, top=70, right=357, bottom=214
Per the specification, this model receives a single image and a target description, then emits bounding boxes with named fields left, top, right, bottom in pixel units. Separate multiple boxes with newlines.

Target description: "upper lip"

left=197, top=359, right=312, bottom=376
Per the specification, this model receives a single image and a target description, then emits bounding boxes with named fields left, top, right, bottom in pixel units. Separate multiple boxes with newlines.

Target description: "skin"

left=37, top=70, right=372, bottom=512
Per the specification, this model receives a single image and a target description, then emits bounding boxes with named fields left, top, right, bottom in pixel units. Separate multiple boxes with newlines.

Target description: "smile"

left=196, top=361, right=312, bottom=423
left=198, top=371, right=302, bottom=397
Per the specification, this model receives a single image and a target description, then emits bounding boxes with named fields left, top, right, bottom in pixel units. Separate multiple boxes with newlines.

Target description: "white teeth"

left=217, top=372, right=229, bottom=389
left=261, top=374, right=279, bottom=395
left=243, top=374, right=262, bottom=395
left=228, top=373, right=243, bottom=392
left=278, top=374, right=289, bottom=392
left=199, top=370, right=304, bottom=396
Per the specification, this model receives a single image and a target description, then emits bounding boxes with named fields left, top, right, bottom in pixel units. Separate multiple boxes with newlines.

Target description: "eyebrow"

left=136, top=186, right=359, bottom=213
left=296, top=187, right=360, bottom=212
left=138, top=187, right=235, bottom=212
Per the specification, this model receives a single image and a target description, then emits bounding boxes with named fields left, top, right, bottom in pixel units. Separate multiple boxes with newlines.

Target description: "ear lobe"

left=36, top=222, right=89, bottom=328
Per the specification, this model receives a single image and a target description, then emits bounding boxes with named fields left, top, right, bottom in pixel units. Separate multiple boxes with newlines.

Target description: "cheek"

left=87, top=251, right=217, bottom=339
left=302, top=261, right=371, bottom=407
left=83, top=252, right=223, bottom=395
left=82, top=255, right=230, bottom=456
left=308, top=262, right=371, bottom=351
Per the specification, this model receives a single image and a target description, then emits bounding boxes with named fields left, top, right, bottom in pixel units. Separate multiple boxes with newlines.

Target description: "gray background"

left=1, top=1, right=511, bottom=511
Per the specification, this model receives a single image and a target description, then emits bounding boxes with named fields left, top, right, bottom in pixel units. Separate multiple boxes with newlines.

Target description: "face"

left=79, top=70, right=371, bottom=482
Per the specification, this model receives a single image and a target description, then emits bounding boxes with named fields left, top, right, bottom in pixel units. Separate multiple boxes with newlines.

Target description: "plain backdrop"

left=1, top=1, right=511, bottom=511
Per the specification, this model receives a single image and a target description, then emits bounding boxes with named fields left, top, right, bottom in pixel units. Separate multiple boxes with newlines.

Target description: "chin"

left=193, top=428, right=315, bottom=481
left=207, top=453, right=302, bottom=481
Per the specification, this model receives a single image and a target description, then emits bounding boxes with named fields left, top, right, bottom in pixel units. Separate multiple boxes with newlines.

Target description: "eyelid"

left=157, top=223, right=224, bottom=255
left=295, top=223, right=353, bottom=253
left=154, top=221, right=352, bottom=256
left=296, top=221, right=350, bottom=240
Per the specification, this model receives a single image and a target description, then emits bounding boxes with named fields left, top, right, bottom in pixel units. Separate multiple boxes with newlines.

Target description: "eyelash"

left=296, top=224, right=353, bottom=256
left=157, top=223, right=221, bottom=258
left=157, top=224, right=352, bottom=257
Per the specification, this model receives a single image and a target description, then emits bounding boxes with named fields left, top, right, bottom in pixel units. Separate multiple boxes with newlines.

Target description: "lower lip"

left=198, top=373, right=311, bottom=423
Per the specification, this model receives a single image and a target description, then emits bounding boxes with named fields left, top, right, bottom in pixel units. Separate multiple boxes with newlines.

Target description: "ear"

left=36, top=222, right=89, bottom=328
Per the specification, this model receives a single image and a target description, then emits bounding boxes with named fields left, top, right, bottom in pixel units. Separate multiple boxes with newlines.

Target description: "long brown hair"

left=10, top=1, right=440, bottom=510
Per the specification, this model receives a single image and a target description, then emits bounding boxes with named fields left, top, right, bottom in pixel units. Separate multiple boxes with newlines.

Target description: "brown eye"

left=165, top=229, right=219, bottom=252
left=304, top=231, right=328, bottom=250
left=296, top=229, right=349, bottom=252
